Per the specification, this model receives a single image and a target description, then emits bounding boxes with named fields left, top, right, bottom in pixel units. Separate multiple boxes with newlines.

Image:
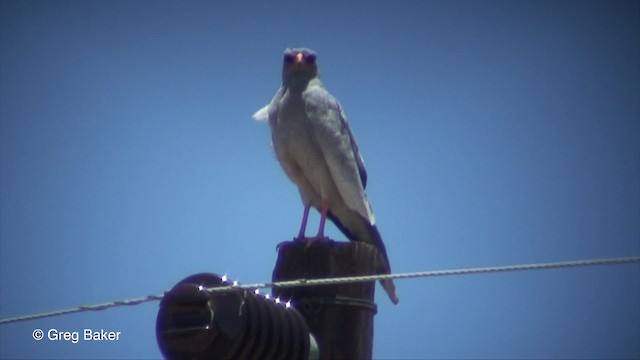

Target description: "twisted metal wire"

left=0, top=295, right=163, bottom=325
left=1, top=256, right=638, bottom=325
left=206, top=256, right=640, bottom=293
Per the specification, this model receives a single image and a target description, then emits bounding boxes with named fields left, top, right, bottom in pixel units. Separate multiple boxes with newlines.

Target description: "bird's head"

left=281, top=47, right=319, bottom=86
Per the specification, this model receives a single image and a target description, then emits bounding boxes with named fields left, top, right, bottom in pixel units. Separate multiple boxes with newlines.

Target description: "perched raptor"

left=253, top=48, right=399, bottom=304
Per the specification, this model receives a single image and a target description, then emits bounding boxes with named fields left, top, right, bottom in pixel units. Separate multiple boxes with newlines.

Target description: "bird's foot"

left=276, top=236, right=323, bottom=251
left=276, top=240, right=292, bottom=252
left=300, top=236, right=330, bottom=248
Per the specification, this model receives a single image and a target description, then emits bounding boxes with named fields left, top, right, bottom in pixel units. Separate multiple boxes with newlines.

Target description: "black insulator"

left=156, top=273, right=311, bottom=360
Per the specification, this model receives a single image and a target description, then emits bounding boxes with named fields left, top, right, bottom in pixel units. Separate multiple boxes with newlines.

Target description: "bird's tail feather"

left=327, top=211, right=399, bottom=305
left=366, top=223, right=399, bottom=305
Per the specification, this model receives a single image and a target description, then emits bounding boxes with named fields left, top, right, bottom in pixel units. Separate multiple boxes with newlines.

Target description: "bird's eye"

left=284, top=53, right=295, bottom=63
left=306, top=53, right=316, bottom=63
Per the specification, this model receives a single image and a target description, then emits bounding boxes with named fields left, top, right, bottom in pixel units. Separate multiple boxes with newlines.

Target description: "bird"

left=253, top=47, right=399, bottom=305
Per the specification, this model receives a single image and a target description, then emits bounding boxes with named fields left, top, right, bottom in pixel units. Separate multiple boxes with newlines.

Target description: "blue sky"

left=1, top=1, right=638, bottom=359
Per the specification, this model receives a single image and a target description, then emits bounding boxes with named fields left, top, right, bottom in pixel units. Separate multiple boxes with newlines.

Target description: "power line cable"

left=0, top=295, right=163, bottom=325
left=206, top=256, right=640, bottom=293
left=1, top=256, right=638, bottom=325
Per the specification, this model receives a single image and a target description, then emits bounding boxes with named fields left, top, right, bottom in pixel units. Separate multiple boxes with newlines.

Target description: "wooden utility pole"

left=272, top=239, right=379, bottom=360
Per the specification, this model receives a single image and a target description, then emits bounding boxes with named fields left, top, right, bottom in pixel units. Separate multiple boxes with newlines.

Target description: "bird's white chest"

left=271, top=96, right=317, bottom=162
left=270, top=95, right=333, bottom=201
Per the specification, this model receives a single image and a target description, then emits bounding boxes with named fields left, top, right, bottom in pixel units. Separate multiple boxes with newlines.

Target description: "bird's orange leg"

left=314, top=199, right=329, bottom=239
left=295, top=203, right=311, bottom=241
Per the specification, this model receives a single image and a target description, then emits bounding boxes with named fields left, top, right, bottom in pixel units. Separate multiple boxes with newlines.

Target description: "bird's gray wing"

left=303, top=85, right=375, bottom=225
left=337, top=102, right=368, bottom=189
left=252, top=104, right=270, bottom=121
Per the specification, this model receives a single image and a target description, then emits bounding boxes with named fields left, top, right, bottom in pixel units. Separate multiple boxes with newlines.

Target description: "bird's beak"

left=293, top=52, right=304, bottom=65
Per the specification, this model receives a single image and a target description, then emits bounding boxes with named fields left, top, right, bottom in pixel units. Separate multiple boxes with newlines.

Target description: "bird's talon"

left=275, top=240, right=290, bottom=251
